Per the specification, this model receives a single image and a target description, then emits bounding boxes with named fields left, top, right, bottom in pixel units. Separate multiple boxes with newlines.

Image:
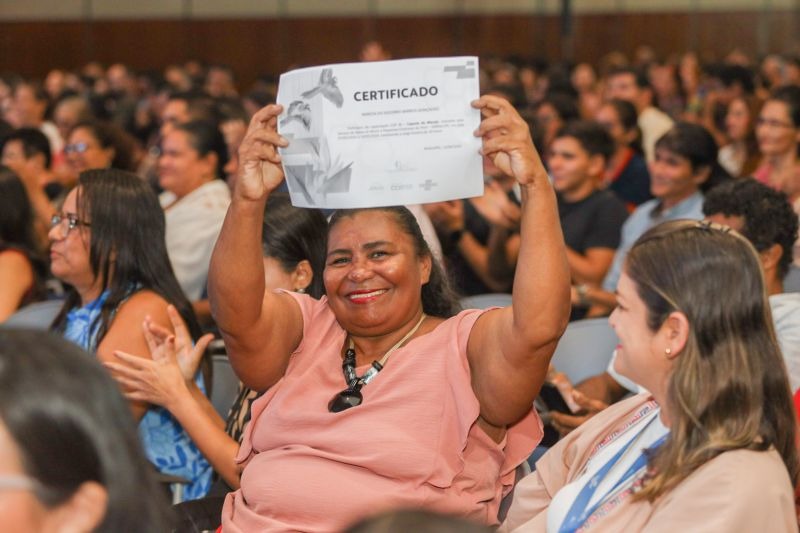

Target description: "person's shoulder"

left=627, top=198, right=660, bottom=222
left=770, top=292, right=800, bottom=314
left=591, top=189, right=628, bottom=212
left=115, top=289, right=171, bottom=319
left=0, top=247, right=34, bottom=270
left=689, top=447, right=794, bottom=497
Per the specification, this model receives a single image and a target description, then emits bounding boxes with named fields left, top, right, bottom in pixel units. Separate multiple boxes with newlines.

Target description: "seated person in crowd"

left=158, top=119, right=231, bottom=302
left=754, top=85, right=800, bottom=201
left=107, top=193, right=328, bottom=490
left=594, top=98, right=652, bottom=210
left=425, top=153, right=523, bottom=295
left=578, top=122, right=731, bottom=315
left=605, top=67, right=673, bottom=163
left=500, top=220, right=799, bottom=532
left=0, top=330, right=171, bottom=531
left=552, top=177, right=800, bottom=433
left=1, top=128, right=59, bottom=236
left=49, top=169, right=213, bottom=499
left=65, top=119, right=140, bottom=176
left=0, top=166, right=46, bottom=321
left=209, top=96, right=571, bottom=531
left=488, top=121, right=628, bottom=320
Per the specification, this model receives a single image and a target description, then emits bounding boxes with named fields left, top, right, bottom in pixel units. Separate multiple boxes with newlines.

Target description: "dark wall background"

left=0, top=11, right=796, bottom=87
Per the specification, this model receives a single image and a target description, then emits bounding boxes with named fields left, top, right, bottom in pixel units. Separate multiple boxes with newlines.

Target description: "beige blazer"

left=500, top=394, right=798, bottom=533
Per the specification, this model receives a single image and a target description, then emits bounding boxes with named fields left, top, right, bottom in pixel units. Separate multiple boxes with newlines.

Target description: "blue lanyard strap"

left=559, top=430, right=668, bottom=533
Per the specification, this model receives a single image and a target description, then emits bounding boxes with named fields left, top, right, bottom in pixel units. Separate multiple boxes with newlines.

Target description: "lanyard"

left=558, top=422, right=668, bottom=533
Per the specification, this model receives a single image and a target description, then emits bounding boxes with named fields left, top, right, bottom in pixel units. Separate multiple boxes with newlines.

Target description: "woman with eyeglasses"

left=0, top=165, right=46, bottom=322
left=719, top=95, right=763, bottom=178
left=210, top=96, right=570, bottom=531
left=48, top=168, right=213, bottom=500
left=0, top=329, right=171, bottom=532
left=754, top=85, right=800, bottom=199
left=499, top=221, right=799, bottom=532
left=106, top=193, right=328, bottom=492
left=65, top=119, right=140, bottom=176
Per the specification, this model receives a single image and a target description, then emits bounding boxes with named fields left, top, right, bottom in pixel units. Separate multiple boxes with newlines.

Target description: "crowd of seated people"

left=1, top=41, right=800, bottom=531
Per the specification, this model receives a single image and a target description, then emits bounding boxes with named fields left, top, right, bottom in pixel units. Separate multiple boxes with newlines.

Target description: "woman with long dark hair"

left=49, top=168, right=213, bottom=500
left=108, top=193, right=328, bottom=490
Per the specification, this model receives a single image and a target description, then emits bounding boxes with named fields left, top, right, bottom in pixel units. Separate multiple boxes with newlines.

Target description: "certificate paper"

left=276, top=57, right=482, bottom=209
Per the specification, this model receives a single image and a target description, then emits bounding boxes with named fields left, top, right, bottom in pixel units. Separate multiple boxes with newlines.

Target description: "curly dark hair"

left=702, top=178, right=799, bottom=280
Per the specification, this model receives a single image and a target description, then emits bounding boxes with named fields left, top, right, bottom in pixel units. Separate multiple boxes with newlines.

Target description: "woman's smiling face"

left=323, top=210, right=431, bottom=337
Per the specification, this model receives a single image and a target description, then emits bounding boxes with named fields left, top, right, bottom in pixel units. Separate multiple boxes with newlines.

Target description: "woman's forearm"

left=511, top=176, right=571, bottom=350
left=167, top=387, right=242, bottom=489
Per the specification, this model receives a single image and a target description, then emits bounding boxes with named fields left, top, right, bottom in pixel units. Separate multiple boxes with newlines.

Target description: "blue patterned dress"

left=62, top=290, right=213, bottom=500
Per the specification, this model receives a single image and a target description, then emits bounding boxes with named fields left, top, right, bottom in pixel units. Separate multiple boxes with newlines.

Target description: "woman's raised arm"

left=208, top=104, right=304, bottom=391
left=467, top=95, right=571, bottom=427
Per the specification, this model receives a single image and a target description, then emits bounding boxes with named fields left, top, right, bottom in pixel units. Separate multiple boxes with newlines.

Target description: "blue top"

left=602, top=192, right=705, bottom=292
left=62, top=290, right=212, bottom=500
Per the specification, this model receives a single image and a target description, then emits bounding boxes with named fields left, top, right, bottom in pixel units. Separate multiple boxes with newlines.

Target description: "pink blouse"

left=221, top=293, right=541, bottom=532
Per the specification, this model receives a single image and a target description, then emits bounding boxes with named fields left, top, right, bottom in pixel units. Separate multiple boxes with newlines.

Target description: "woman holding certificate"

left=208, top=94, right=570, bottom=531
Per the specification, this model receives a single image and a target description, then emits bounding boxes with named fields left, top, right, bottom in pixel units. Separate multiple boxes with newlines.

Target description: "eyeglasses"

left=51, top=213, right=91, bottom=234
left=756, top=117, right=796, bottom=129
left=64, top=142, right=92, bottom=154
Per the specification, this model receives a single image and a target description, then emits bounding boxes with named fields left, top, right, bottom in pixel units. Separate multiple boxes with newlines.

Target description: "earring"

left=295, top=287, right=306, bottom=294
left=665, top=347, right=672, bottom=356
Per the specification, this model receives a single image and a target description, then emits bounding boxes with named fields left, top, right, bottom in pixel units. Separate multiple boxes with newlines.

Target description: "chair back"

left=2, top=300, right=63, bottom=330
left=460, top=293, right=512, bottom=310
left=551, top=317, right=618, bottom=384
left=211, top=353, right=240, bottom=419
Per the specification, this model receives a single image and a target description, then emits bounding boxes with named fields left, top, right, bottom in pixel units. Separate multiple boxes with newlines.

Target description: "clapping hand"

left=104, top=306, right=214, bottom=409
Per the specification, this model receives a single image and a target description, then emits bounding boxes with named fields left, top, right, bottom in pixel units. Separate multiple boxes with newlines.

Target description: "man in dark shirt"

left=548, top=121, right=628, bottom=319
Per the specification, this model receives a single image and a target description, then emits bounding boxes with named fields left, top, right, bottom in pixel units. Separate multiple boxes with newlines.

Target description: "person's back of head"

left=0, top=329, right=171, bottom=531
left=719, top=64, right=756, bottom=96
left=263, top=193, right=328, bottom=299
left=702, top=178, right=799, bottom=281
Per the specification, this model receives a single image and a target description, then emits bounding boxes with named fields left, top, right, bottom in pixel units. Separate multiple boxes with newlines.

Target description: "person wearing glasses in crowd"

left=48, top=168, right=213, bottom=500
left=755, top=85, right=800, bottom=272
left=64, top=119, right=140, bottom=176
left=499, top=220, right=798, bottom=532
left=209, top=96, right=570, bottom=531
left=754, top=85, right=800, bottom=200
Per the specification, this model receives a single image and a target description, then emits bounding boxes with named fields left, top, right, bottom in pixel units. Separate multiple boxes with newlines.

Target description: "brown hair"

left=625, top=220, right=799, bottom=500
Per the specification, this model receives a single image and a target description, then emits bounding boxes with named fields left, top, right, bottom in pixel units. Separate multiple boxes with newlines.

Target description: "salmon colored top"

left=221, top=292, right=542, bottom=533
